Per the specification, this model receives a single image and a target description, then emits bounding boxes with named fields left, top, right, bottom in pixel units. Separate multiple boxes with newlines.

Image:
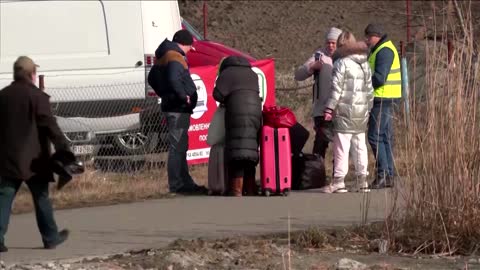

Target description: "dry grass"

left=291, top=224, right=384, bottom=253
left=381, top=1, right=480, bottom=256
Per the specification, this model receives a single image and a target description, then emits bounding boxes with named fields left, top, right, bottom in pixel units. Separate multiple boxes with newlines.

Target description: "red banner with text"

left=186, top=58, right=275, bottom=165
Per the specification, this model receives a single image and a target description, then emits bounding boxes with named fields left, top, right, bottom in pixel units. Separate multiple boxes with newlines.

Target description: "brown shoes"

left=229, top=177, right=243, bottom=196
left=229, top=176, right=259, bottom=197
left=243, top=176, right=258, bottom=196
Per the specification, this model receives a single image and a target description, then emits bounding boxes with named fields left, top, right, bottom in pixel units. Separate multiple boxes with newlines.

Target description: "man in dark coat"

left=213, top=56, right=262, bottom=196
left=148, top=30, right=207, bottom=194
left=0, top=56, right=70, bottom=252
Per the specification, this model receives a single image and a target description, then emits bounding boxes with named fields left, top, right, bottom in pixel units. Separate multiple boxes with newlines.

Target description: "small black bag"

left=50, top=150, right=85, bottom=190
left=147, top=64, right=167, bottom=97
left=292, top=153, right=326, bottom=190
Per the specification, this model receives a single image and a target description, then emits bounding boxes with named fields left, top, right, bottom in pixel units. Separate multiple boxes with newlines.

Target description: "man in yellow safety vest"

left=364, top=23, right=401, bottom=189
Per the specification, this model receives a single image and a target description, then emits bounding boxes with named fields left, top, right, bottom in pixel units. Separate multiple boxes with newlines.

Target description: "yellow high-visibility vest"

left=368, top=40, right=402, bottom=98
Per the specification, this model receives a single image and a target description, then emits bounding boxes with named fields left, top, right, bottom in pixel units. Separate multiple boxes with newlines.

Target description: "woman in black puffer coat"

left=213, top=56, right=262, bottom=196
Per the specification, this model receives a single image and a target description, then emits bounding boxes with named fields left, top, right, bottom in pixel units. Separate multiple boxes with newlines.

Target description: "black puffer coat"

left=213, top=56, right=262, bottom=164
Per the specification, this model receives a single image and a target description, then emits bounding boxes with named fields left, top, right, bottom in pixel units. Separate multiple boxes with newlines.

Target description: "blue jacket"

left=148, top=39, right=198, bottom=114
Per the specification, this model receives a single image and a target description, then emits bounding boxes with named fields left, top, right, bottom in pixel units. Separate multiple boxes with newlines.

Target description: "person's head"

left=324, top=27, right=343, bottom=56
left=13, top=56, right=39, bottom=84
left=172, top=29, right=194, bottom=54
left=336, top=31, right=357, bottom=48
left=218, top=55, right=251, bottom=74
left=364, top=23, right=385, bottom=48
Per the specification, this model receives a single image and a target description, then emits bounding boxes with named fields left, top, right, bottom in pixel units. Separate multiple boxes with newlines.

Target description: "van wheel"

left=113, top=130, right=159, bottom=156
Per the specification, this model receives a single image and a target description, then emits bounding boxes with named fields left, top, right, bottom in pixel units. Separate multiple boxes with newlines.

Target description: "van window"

left=182, top=18, right=204, bottom=41
left=0, top=1, right=109, bottom=61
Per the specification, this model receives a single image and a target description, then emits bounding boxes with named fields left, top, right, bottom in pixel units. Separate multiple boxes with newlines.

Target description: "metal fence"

left=49, top=81, right=170, bottom=173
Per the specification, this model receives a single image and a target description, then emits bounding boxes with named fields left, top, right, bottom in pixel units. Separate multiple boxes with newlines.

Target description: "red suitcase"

left=260, top=126, right=292, bottom=196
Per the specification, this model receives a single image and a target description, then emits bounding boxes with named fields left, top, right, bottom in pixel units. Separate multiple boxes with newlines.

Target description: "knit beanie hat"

left=172, top=29, right=194, bottom=46
left=364, top=23, right=385, bottom=37
left=325, top=27, right=343, bottom=41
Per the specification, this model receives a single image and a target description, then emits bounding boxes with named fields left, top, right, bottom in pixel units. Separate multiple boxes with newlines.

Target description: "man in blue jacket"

left=148, top=30, right=207, bottom=195
left=364, top=24, right=402, bottom=189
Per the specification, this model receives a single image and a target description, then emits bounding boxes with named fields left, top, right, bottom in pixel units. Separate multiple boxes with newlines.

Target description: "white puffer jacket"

left=325, top=42, right=374, bottom=133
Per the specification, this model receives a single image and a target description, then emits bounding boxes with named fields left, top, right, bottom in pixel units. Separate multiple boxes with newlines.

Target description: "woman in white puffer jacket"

left=321, top=31, right=374, bottom=193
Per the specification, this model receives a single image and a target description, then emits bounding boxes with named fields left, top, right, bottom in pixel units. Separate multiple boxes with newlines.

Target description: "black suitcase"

left=289, top=122, right=310, bottom=156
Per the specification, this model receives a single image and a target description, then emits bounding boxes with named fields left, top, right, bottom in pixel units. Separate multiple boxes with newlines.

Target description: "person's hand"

left=309, top=61, right=323, bottom=73
left=186, top=95, right=191, bottom=105
left=324, top=112, right=333, bottom=121
left=324, top=108, right=334, bottom=121
left=320, top=54, right=332, bottom=66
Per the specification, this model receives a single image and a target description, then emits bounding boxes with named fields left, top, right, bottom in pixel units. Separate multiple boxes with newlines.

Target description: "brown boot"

left=229, top=177, right=243, bottom=197
left=243, top=175, right=258, bottom=196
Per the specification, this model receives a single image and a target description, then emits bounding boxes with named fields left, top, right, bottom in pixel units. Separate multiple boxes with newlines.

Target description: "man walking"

left=148, top=30, right=207, bottom=194
left=0, top=56, right=70, bottom=252
left=364, top=23, right=402, bottom=189
left=294, top=27, right=342, bottom=159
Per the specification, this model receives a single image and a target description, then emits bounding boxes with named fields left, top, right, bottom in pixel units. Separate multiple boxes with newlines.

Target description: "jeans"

left=0, top=176, right=59, bottom=246
left=165, top=112, right=196, bottom=192
left=368, top=99, right=396, bottom=178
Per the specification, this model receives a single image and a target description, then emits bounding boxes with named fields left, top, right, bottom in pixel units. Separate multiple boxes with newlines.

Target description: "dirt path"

left=6, top=232, right=479, bottom=270
left=1, top=190, right=392, bottom=266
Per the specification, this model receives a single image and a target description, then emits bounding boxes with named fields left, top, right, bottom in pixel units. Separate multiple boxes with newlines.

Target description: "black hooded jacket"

left=213, top=56, right=262, bottom=163
left=148, top=39, right=198, bottom=114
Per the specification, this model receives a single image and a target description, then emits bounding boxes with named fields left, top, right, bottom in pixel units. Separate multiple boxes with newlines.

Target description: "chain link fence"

left=50, top=81, right=171, bottom=174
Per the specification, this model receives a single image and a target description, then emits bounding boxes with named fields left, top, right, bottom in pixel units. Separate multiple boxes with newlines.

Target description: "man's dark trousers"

left=0, top=176, right=59, bottom=246
left=313, top=116, right=331, bottom=159
left=368, top=99, right=395, bottom=179
left=166, top=112, right=196, bottom=192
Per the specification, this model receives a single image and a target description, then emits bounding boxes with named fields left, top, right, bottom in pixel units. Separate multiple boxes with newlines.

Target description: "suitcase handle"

left=282, top=135, right=286, bottom=141
left=265, top=136, right=268, bottom=141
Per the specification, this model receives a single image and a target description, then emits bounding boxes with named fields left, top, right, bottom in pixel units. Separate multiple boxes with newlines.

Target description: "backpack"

left=147, top=64, right=167, bottom=97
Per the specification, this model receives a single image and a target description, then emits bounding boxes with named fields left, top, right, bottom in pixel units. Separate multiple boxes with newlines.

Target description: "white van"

left=0, top=0, right=181, bottom=156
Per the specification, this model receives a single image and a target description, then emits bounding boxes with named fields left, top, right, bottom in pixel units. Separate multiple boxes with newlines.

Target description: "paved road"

left=0, top=190, right=396, bottom=266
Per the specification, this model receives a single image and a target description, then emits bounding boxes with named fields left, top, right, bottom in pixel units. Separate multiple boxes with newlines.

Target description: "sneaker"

left=370, top=175, right=394, bottom=189
left=44, top=229, right=69, bottom=249
left=0, top=243, right=8, bottom=253
left=319, top=182, right=348, bottom=193
left=358, top=186, right=371, bottom=193
left=355, top=182, right=371, bottom=193
left=355, top=175, right=371, bottom=193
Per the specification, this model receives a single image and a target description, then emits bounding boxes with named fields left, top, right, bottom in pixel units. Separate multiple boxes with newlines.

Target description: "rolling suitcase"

left=207, top=144, right=229, bottom=195
left=260, top=126, right=292, bottom=196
